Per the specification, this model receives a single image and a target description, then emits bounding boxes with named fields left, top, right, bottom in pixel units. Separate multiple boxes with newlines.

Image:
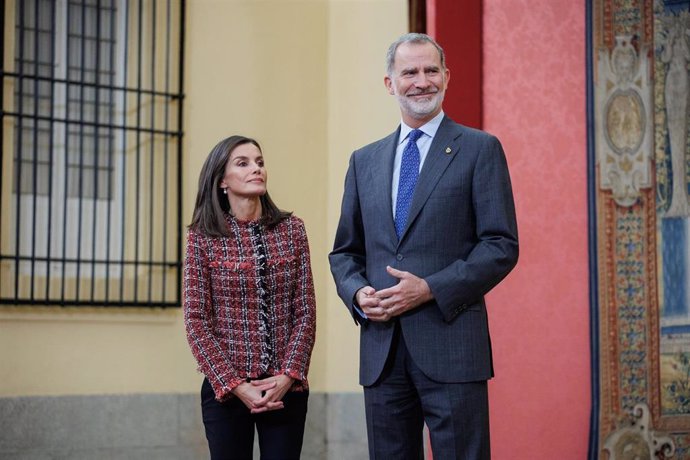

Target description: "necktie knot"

left=408, top=129, right=424, bottom=143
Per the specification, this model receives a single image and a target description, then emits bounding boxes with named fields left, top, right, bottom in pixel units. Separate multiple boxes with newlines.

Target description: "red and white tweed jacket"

left=183, top=214, right=316, bottom=401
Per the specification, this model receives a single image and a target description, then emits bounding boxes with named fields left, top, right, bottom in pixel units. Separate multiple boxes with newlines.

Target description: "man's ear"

left=384, top=75, right=394, bottom=95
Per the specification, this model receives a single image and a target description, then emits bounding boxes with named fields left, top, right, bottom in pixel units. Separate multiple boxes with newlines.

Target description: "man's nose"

left=414, top=73, right=430, bottom=87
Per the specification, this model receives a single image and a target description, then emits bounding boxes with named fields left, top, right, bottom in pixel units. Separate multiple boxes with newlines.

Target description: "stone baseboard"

left=0, top=392, right=367, bottom=460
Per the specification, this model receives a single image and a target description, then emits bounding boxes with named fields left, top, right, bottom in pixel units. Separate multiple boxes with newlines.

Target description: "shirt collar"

left=398, top=111, right=445, bottom=145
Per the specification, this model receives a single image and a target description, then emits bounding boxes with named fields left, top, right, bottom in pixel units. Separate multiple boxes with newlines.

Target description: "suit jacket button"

left=396, top=254, right=403, bottom=261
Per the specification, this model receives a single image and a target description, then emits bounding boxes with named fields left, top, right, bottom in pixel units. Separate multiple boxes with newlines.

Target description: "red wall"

left=484, top=1, right=590, bottom=457
left=432, top=0, right=590, bottom=457
left=432, top=0, right=482, bottom=128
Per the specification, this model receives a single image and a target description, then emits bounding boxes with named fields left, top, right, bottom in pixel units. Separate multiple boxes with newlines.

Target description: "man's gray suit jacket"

left=329, top=116, right=519, bottom=387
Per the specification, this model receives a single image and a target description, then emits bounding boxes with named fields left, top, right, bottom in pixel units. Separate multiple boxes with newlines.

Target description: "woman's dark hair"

left=188, top=135, right=291, bottom=237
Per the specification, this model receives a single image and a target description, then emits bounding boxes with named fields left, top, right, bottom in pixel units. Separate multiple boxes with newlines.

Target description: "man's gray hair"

left=385, top=33, right=446, bottom=76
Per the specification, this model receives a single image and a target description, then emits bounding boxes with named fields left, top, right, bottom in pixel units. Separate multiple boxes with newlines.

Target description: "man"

left=329, top=33, right=519, bottom=459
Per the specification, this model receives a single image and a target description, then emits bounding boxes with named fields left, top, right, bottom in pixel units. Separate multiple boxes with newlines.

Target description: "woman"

left=184, top=135, right=316, bottom=460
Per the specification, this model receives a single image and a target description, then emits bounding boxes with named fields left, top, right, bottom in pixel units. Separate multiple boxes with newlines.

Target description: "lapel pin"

left=445, top=147, right=452, bottom=154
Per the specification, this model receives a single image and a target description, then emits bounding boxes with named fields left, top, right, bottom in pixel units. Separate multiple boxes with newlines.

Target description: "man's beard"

left=396, top=89, right=444, bottom=119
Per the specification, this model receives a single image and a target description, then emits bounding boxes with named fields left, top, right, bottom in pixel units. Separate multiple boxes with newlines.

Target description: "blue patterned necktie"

left=395, top=129, right=424, bottom=238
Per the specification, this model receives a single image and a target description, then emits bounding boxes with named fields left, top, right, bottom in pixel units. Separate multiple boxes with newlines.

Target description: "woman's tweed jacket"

left=184, top=214, right=316, bottom=401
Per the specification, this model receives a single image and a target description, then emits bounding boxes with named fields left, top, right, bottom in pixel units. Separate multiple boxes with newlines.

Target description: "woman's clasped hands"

left=231, top=374, right=295, bottom=414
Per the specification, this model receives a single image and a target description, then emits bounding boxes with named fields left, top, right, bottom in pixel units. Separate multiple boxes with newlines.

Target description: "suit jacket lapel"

left=398, top=117, right=463, bottom=242
left=369, top=128, right=399, bottom=240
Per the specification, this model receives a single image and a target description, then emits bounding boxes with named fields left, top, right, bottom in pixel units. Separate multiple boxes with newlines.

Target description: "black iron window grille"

left=1, top=0, right=185, bottom=307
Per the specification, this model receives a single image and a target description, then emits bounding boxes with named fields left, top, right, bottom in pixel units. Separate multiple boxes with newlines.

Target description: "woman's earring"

left=222, top=189, right=227, bottom=195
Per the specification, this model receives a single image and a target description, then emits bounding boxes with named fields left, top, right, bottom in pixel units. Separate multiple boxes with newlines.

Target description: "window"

left=1, top=0, right=185, bottom=307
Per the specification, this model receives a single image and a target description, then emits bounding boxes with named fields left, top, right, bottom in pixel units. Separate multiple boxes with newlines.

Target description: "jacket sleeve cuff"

left=210, top=375, right=244, bottom=402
